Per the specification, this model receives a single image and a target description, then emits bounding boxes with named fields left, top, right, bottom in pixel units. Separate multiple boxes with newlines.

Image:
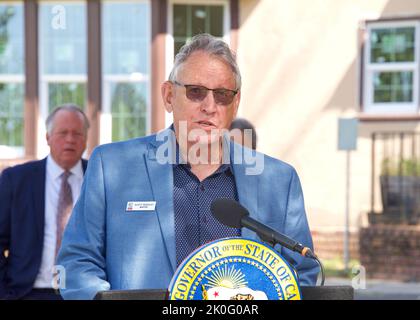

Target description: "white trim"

left=0, top=146, right=25, bottom=159
left=103, top=74, right=149, bottom=83
left=363, top=20, right=420, bottom=114
left=0, top=1, right=24, bottom=5
left=367, top=63, right=417, bottom=71
left=36, top=0, right=85, bottom=5
left=0, top=75, right=25, bottom=82
left=165, top=0, right=231, bottom=127
left=365, top=20, right=419, bottom=37
left=101, top=0, right=148, bottom=4
left=40, top=74, right=87, bottom=82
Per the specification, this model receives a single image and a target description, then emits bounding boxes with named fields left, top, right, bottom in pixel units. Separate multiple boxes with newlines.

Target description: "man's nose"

left=200, top=91, right=217, bottom=114
left=65, top=132, right=78, bottom=142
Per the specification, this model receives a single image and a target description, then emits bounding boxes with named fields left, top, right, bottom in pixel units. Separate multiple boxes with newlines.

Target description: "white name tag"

left=126, top=201, right=156, bottom=212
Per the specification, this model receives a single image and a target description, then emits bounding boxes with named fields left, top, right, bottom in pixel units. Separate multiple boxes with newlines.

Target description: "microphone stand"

left=313, top=256, right=326, bottom=286
left=257, top=233, right=325, bottom=286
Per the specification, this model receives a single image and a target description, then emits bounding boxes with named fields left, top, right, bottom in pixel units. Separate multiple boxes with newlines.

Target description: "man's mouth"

left=196, top=120, right=217, bottom=128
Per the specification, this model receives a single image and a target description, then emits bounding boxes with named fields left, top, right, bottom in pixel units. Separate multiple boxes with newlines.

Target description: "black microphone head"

left=210, top=198, right=249, bottom=228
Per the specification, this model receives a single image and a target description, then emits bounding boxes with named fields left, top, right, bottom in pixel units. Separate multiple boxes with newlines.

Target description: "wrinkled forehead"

left=51, top=110, right=86, bottom=131
left=177, top=52, right=236, bottom=86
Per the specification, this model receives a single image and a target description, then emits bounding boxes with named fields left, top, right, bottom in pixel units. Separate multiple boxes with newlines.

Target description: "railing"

left=371, top=132, right=420, bottom=225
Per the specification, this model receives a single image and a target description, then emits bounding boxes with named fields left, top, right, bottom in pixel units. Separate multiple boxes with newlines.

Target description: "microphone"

left=210, top=198, right=316, bottom=259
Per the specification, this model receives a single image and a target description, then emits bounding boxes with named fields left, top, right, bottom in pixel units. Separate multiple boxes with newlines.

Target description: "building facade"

left=1, top=0, right=420, bottom=265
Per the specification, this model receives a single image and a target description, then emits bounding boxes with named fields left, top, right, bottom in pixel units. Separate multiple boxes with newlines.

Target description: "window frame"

left=166, top=0, right=231, bottom=75
left=0, top=74, right=25, bottom=158
left=165, top=0, right=231, bottom=126
left=102, top=73, right=151, bottom=143
left=37, top=0, right=88, bottom=158
left=0, top=1, right=25, bottom=158
left=363, top=20, right=420, bottom=115
left=0, top=0, right=235, bottom=161
left=100, top=0, right=151, bottom=144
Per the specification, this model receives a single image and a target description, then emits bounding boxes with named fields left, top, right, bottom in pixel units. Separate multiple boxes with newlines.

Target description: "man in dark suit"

left=0, top=104, right=89, bottom=300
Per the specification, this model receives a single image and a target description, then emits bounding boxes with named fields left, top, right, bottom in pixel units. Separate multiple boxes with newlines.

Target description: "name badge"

left=126, top=201, right=156, bottom=212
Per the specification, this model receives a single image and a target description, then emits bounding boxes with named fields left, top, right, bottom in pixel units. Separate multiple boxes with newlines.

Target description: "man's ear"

left=46, top=132, right=51, bottom=147
left=161, top=81, right=174, bottom=113
left=232, top=90, right=241, bottom=118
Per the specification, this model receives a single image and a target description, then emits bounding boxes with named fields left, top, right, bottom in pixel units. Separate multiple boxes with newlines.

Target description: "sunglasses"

left=173, top=81, right=238, bottom=106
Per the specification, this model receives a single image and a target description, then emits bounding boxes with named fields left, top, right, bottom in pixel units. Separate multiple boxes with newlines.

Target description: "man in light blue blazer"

left=57, top=34, right=319, bottom=300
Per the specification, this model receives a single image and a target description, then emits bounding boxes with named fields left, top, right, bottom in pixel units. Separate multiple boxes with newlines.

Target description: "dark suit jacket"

left=0, top=157, right=87, bottom=299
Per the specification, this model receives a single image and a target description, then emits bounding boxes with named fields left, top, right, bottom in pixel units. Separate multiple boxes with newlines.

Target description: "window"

left=166, top=0, right=229, bottom=126
left=363, top=21, right=420, bottom=114
left=38, top=2, right=87, bottom=156
left=0, top=2, right=24, bottom=158
left=171, top=2, right=225, bottom=55
left=1, top=0, right=233, bottom=160
left=102, top=1, right=150, bottom=143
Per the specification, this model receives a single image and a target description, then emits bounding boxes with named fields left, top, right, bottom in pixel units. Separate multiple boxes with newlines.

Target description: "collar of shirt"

left=46, top=155, right=83, bottom=181
left=168, top=123, right=231, bottom=170
left=172, top=141, right=233, bottom=177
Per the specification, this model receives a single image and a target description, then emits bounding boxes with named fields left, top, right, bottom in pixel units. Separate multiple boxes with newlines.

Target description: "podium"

left=94, top=286, right=354, bottom=300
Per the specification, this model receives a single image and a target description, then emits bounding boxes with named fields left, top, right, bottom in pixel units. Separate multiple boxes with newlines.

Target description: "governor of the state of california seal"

left=168, top=237, right=301, bottom=300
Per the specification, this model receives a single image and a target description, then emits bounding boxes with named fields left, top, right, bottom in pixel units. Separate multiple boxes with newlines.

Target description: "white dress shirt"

left=33, top=155, right=84, bottom=288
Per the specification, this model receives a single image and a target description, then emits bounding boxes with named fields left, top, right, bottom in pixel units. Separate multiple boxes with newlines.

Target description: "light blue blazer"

left=57, top=128, right=319, bottom=300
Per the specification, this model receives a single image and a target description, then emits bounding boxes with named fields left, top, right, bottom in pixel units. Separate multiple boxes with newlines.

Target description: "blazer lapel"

left=81, top=159, right=88, bottom=173
left=144, top=129, right=177, bottom=272
left=32, top=159, right=47, bottom=243
left=229, top=141, right=260, bottom=240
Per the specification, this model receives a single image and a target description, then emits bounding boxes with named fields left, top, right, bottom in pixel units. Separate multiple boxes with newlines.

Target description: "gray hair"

left=168, top=33, right=241, bottom=90
left=46, top=104, right=90, bottom=135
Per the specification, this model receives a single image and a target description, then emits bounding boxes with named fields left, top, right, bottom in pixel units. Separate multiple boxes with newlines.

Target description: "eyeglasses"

left=173, top=81, right=238, bottom=106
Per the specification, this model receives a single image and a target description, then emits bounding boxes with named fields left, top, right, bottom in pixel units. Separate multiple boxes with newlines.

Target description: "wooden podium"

left=94, top=286, right=354, bottom=300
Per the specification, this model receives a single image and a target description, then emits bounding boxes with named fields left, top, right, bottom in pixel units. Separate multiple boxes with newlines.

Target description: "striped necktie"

left=55, top=170, right=73, bottom=259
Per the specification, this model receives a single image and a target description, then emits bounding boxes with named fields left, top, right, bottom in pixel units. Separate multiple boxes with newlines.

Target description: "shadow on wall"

left=239, top=0, right=260, bottom=26
left=238, top=0, right=420, bottom=157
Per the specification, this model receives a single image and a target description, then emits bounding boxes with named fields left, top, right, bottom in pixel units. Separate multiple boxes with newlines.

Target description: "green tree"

left=0, top=6, right=15, bottom=56
left=111, top=83, right=147, bottom=142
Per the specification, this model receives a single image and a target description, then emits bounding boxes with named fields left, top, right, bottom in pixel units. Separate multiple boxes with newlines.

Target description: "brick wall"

left=311, top=229, right=359, bottom=260
left=360, top=225, right=420, bottom=282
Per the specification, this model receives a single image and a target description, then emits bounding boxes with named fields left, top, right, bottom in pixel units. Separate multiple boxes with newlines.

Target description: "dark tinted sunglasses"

left=173, top=81, right=238, bottom=106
